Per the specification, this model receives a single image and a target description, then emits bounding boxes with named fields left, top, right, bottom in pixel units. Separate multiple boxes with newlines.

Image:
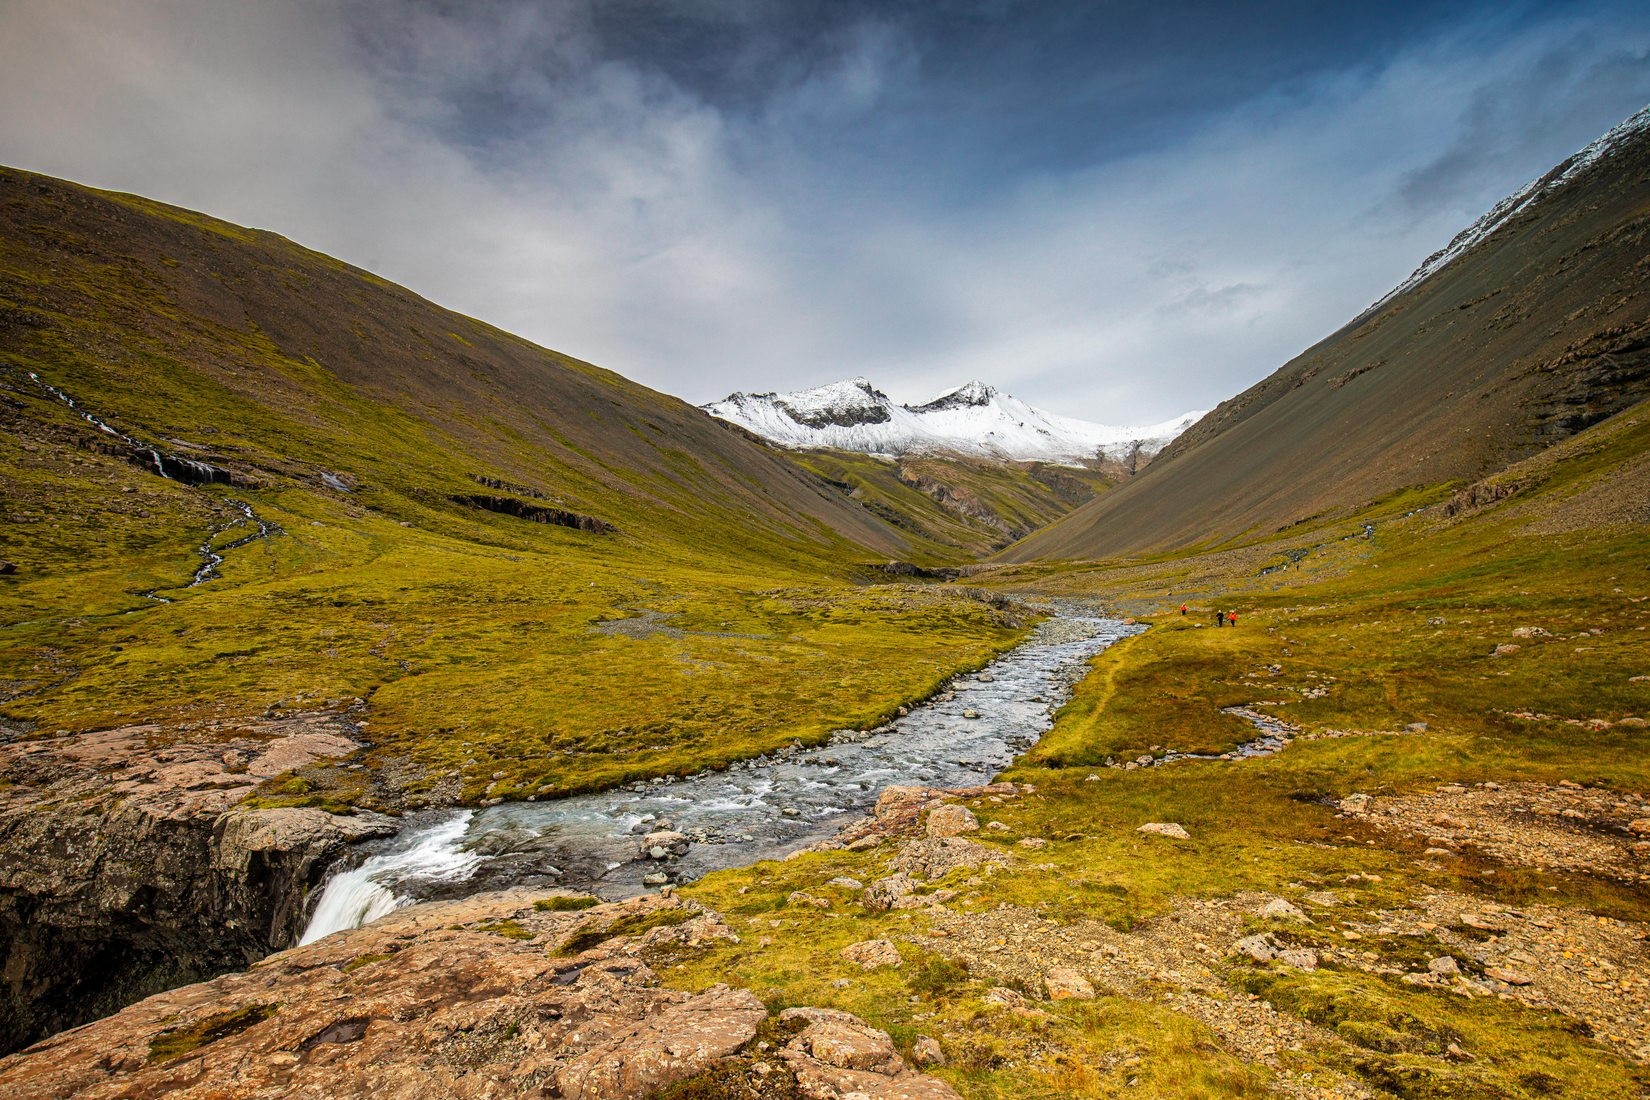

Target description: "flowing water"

left=299, top=613, right=1144, bottom=943
left=23, top=370, right=281, bottom=593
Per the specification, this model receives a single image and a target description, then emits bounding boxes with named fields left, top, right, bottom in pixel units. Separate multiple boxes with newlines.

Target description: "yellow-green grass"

left=790, top=450, right=1117, bottom=561
left=652, top=435, right=1650, bottom=1097
left=1, top=458, right=1025, bottom=805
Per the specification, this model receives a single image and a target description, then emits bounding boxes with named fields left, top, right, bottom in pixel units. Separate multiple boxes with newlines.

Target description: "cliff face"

left=0, top=887, right=960, bottom=1100
left=0, top=712, right=395, bottom=1053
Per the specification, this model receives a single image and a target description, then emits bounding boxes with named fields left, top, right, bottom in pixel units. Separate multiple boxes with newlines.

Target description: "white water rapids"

left=300, top=613, right=1144, bottom=944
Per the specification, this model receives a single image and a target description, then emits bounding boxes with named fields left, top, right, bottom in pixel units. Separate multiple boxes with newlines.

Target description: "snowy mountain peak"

left=703, top=377, right=1204, bottom=466
left=918, top=380, right=997, bottom=409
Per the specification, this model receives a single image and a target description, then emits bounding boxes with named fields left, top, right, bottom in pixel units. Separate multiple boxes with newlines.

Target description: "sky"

left=2, top=1, right=1648, bottom=425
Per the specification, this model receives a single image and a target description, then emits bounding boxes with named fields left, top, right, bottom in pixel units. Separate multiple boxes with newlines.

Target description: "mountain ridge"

left=1002, top=101, right=1650, bottom=562
left=704, top=375, right=1202, bottom=466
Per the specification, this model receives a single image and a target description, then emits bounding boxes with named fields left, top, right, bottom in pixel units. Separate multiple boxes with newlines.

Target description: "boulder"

left=1136, top=822, right=1190, bottom=840
left=894, top=837, right=1010, bottom=880
left=778, top=1007, right=961, bottom=1099
left=1257, top=897, right=1310, bottom=922
left=641, top=830, right=689, bottom=859
left=925, top=804, right=979, bottom=837
left=862, top=874, right=919, bottom=913
left=1043, top=968, right=1096, bottom=1000
left=840, top=939, right=903, bottom=970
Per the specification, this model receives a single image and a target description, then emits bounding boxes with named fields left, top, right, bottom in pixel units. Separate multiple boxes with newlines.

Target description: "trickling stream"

left=24, top=371, right=281, bottom=592
left=299, top=613, right=1144, bottom=944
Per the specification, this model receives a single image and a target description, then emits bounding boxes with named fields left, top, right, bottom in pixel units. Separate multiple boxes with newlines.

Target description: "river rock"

left=840, top=939, right=903, bottom=969
left=641, top=830, right=689, bottom=859
left=1136, top=822, right=1190, bottom=840
left=0, top=889, right=767, bottom=1100
left=925, top=804, right=979, bottom=838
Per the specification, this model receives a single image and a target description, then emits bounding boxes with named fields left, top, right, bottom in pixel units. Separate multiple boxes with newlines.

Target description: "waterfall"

left=299, top=812, right=480, bottom=945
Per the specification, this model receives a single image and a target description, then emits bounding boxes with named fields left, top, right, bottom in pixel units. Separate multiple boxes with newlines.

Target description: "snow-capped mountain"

left=703, top=377, right=1204, bottom=465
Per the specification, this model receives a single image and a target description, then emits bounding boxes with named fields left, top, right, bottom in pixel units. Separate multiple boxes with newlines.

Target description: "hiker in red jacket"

left=1228, top=611, right=1239, bottom=627
left=1180, top=603, right=1188, bottom=616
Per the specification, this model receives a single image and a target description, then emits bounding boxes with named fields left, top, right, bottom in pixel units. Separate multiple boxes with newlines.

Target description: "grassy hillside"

left=0, top=165, right=1027, bottom=804
left=790, top=449, right=1118, bottom=560
left=658, top=396, right=1650, bottom=1100
left=1002, top=108, right=1650, bottom=562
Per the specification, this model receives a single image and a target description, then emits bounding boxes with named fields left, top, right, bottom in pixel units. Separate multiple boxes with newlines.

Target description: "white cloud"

left=0, top=1, right=1646, bottom=424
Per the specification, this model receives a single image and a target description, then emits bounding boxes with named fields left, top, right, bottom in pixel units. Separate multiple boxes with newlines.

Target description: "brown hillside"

left=1000, top=108, right=1650, bottom=561
left=0, top=165, right=904, bottom=561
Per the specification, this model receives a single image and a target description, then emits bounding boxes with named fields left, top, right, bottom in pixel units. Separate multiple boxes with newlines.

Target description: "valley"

left=3, top=101, right=1650, bottom=1100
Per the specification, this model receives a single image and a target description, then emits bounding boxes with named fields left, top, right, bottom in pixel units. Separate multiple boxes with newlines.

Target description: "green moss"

left=146, top=1003, right=279, bottom=1063
left=556, top=906, right=691, bottom=956
left=534, top=895, right=599, bottom=912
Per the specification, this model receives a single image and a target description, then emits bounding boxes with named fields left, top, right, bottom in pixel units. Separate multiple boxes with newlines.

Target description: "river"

left=300, top=612, right=1143, bottom=943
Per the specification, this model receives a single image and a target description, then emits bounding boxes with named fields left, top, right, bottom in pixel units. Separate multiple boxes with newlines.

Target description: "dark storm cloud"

left=1, top=1, right=1647, bottom=423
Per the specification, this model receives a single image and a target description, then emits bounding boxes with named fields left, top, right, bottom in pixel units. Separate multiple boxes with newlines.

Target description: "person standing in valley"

left=1228, top=611, right=1239, bottom=627
left=1180, top=603, right=1188, bottom=616
left=1215, top=610, right=1226, bottom=627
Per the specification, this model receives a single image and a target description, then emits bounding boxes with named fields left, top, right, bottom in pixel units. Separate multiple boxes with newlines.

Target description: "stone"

left=962, top=709, right=980, bottom=719
left=911, top=1035, right=946, bottom=1066
left=1276, top=948, right=1319, bottom=970
left=825, top=877, right=865, bottom=890
left=1258, top=897, right=1310, bottom=922
left=1428, top=956, right=1460, bottom=976
left=641, top=830, right=689, bottom=859
left=1485, top=966, right=1533, bottom=986
left=777, top=1008, right=962, bottom=1100
left=1303, top=891, right=1342, bottom=907
left=862, top=874, right=919, bottom=913
left=1492, top=644, right=1521, bottom=656
left=1043, top=968, right=1096, bottom=1000
left=1628, top=819, right=1650, bottom=836
left=925, top=804, right=980, bottom=837
left=895, top=837, right=1009, bottom=880
left=1136, top=822, right=1190, bottom=840
left=1339, top=793, right=1372, bottom=813
left=788, top=891, right=831, bottom=910
left=1017, top=837, right=1049, bottom=849
left=1234, top=934, right=1278, bottom=963
left=841, top=939, right=903, bottom=970
left=986, top=820, right=1010, bottom=831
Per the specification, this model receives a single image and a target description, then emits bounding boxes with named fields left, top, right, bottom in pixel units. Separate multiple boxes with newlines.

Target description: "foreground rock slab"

left=0, top=887, right=959, bottom=1100
left=0, top=889, right=767, bottom=1100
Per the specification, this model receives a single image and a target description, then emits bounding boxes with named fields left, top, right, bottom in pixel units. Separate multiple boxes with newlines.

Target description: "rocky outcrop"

left=447, top=493, right=613, bottom=533
left=0, top=889, right=955, bottom=1100
left=0, top=713, right=393, bottom=1053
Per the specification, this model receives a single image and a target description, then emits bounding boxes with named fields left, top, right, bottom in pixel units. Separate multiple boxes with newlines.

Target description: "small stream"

left=299, top=613, right=1144, bottom=943
left=24, top=371, right=281, bottom=593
